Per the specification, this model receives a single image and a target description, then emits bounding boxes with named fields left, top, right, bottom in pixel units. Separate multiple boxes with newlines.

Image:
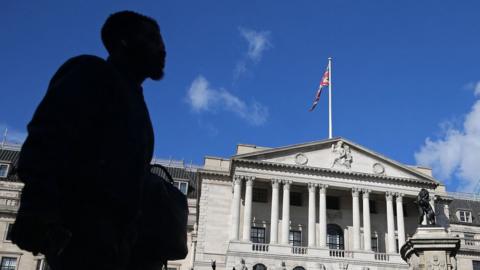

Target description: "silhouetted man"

left=12, top=11, right=166, bottom=270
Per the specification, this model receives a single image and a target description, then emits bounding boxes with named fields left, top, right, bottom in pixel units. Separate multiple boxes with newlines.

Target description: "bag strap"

left=152, top=164, right=174, bottom=184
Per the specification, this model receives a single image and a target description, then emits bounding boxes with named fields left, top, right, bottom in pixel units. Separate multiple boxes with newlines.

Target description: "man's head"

left=102, top=11, right=166, bottom=80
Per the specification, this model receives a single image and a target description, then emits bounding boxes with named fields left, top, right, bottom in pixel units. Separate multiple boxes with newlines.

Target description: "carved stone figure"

left=417, top=188, right=436, bottom=225
left=240, top=259, right=247, bottom=270
left=331, top=141, right=353, bottom=169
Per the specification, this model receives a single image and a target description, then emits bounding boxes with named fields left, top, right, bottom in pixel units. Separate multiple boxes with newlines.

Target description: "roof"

left=448, top=197, right=480, bottom=226
left=0, top=145, right=21, bottom=182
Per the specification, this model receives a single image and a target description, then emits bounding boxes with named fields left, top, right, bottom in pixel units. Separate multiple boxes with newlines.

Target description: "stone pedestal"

left=400, top=226, right=460, bottom=270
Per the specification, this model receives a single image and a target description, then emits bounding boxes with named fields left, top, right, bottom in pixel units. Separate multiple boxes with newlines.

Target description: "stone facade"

left=193, top=138, right=480, bottom=270
left=2, top=137, right=480, bottom=270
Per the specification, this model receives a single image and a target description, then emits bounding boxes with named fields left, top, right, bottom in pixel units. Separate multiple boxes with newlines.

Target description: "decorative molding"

left=271, top=179, right=280, bottom=188
left=232, top=158, right=437, bottom=188
left=308, top=182, right=318, bottom=190
left=385, top=191, right=394, bottom=200
left=331, top=141, right=353, bottom=169
left=372, top=163, right=385, bottom=175
left=352, top=187, right=361, bottom=196
left=282, top=180, right=292, bottom=188
left=294, top=153, right=309, bottom=165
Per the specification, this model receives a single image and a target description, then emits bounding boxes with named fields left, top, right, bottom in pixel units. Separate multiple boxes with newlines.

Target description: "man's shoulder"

left=50, top=55, right=114, bottom=86
left=61, top=55, right=110, bottom=72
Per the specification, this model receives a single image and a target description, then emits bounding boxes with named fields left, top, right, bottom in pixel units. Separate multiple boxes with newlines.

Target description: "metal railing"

left=374, top=253, right=390, bottom=261
left=252, top=243, right=269, bottom=252
left=292, top=246, right=308, bottom=255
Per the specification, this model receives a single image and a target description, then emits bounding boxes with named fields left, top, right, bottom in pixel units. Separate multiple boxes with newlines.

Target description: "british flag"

left=309, top=66, right=330, bottom=111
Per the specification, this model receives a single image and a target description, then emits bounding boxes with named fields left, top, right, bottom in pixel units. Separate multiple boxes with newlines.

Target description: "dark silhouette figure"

left=211, top=260, right=216, bottom=270
left=11, top=11, right=166, bottom=270
left=417, top=188, right=436, bottom=225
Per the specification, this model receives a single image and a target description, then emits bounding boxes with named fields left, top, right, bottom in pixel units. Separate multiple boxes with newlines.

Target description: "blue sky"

left=2, top=1, right=480, bottom=192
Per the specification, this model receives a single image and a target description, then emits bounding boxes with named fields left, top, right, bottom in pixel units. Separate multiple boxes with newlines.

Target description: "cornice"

left=232, top=158, right=437, bottom=188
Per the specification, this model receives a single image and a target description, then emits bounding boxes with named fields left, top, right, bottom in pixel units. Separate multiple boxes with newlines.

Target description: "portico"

left=229, top=175, right=410, bottom=255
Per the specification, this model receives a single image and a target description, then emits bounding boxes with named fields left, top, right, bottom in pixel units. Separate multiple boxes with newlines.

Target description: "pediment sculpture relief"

left=331, top=141, right=353, bottom=169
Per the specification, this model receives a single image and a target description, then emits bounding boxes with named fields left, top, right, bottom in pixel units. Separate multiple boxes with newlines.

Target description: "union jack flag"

left=309, top=66, right=330, bottom=111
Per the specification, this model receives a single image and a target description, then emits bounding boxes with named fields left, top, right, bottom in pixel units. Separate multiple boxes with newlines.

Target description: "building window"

left=369, top=200, right=377, bottom=213
left=290, top=192, right=302, bottom=206
left=458, top=210, right=473, bottom=223
left=371, top=236, right=378, bottom=252
left=253, top=264, right=267, bottom=270
left=327, top=196, right=340, bottom=210
left=0, top=164, right=9, bottom=178
left=396, top=238, right=399, bottom=253
left=4, top=224, right=12, bottom=241
left=251, top=227, right=266, bottom=243
left=0, top=257, right=16, bottom=270
left=289, top=230, right=302, bottom=246
left=252, top=188, right=268, bottom=203
left=327, top=224, right=344, bottom=250
left=473, top=260, right=480, bottom=270
left=173, top=181, right=188, bottom=195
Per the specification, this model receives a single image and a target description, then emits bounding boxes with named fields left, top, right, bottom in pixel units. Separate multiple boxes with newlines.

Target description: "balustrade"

left=374, top=253, right=390, bottom=261
left=291, top=246, right=308, bottom=255
left=329, top=249, right=353, bottom=258
left=252, top=243, right=269, bottom=252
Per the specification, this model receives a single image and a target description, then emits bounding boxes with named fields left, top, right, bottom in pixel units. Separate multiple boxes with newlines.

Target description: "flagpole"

left=328, top=57, right=333, bottom=139
left=1, top=128, right=7, bottom=148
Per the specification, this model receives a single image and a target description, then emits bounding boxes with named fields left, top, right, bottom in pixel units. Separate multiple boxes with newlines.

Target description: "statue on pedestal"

left=417, top=188, right=436, bottom=225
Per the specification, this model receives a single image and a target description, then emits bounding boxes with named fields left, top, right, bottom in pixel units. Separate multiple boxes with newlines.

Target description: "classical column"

left=352, top=188, right=361, bottom=250
left=230, top=176, right=242, bottom=240
left=270, top=179, right=280, bottom=244
left=386, top=192, right=396, bottom=253
left=362, top=189, right=372, bottom=251
left=308, top=183, right=317, bottom=247
left=318, top=184, right=328, bottom=248
left=281, top=180, right=292, bottom=245
left=396, top=193, right=405, bottom=250
left=430, top=194, right=437, bottom=224
left=242, top=176, right=255, bottom=242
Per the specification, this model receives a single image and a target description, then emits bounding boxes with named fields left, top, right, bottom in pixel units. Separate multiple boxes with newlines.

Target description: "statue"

left=417, top=188, right=436, bottom=225
left=240, top=259, right=248, bottom=270
left=211, top=260, right=216, bottom=270
left=331, top=141, right=353, bottom=169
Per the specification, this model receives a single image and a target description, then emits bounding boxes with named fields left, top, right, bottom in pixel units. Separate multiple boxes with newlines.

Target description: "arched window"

left=327, top=224, right=344, bottom=250
left=253, top=264, right=267, bottom=270
left=292, top=267, right=305, bottom=270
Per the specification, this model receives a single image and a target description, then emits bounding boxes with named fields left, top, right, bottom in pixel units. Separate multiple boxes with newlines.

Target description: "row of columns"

left=230, top=176, right=406, bottom=253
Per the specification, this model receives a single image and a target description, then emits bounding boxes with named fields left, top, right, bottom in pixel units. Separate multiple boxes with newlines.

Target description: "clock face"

left=295, top=153, right=308, bottom=165
left=373, top=163, right=385, bottom=174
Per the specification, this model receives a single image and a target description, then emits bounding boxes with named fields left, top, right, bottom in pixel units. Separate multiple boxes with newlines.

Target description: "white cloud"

left=239, top=27, right=272, bottom=62
left=464, top=81, right=480, bottom=97
left=186, top=75, right=268, bottom=126
left=234, top=27, right=272, bottom=80
left=0, top=124, right=26, bottom=145
left=415, top=95, right=480, bottom=192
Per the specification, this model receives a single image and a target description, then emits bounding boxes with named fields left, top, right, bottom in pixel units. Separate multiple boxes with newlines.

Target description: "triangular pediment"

left=233, top=137, right=437, bottom=184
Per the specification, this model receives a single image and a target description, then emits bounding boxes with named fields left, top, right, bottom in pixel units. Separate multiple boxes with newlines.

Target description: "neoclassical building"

left=193, top=137, right=479, bottom=270
left=1, top=138, right=480, bottom=270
